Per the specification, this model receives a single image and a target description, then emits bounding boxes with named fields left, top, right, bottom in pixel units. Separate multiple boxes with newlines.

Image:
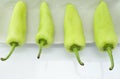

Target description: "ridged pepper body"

left=94, top=1, right=118, bottom=51
left=6, top=1, right=26, bottom=46
left=64, top=4, right=86, bottom=52
left=36, top=2, right=54, bottom=47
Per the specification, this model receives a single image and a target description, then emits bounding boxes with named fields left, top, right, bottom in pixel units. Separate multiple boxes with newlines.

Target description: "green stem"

left=1, top=43, right=17, bottom=61
left=106, top=47, right=114, bottom=70
left=37, top=41, right=45, bottom=59
left=73, top=48, right=84, bottom=66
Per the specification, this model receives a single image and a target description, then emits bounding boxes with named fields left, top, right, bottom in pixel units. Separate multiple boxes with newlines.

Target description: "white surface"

left=0, top=0, right=120, bottom=44
left=0, top=44, right=120, bottom=79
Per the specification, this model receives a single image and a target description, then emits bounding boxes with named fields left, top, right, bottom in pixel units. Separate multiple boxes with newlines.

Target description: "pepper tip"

left=80, top=62, right=84, bottom=66
left=1, top=58, right=7, bottom=61
left=37, top=56, right=40, bottom=59
left=109, top=67, right=114, bottom=70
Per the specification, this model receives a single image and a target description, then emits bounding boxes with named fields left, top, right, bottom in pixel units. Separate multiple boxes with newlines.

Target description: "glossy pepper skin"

left=1, top=1, right=26, bottom=61
left=94, top=1, right=118, bottom=70
left=64, top=4, right=86, bottom=66
left=36, top=2, right=54, bottom=59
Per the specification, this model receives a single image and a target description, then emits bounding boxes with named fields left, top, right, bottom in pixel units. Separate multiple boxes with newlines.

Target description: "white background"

left=0, top=44, right=120, bottom=79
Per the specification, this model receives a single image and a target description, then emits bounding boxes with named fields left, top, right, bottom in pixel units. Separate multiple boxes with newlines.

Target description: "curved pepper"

left=94, top=1, right=118, bottom=70
left=1, top=1, right=26, bottom=61
left=64, top=4, right=86, bottom=66
left=36, top=2, right=54, bottom=59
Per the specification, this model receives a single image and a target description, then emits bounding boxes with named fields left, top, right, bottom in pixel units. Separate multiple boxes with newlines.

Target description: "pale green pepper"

left=36, top=2, right=54, bottom=59
left=64, top=4, right=86, bottom=66
left=94, top=1, right=118, bottom=70
left=1, top=1, right=26, bottom=61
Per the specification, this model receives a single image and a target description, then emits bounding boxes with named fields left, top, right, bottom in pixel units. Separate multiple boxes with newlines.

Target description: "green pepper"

left=94, top=1, right=118, bottom=70
left=36, top=2, right=54, bottom=59
left=1, top=1, right=26, bottom=61
left=64, top=4, right=86, bottom=66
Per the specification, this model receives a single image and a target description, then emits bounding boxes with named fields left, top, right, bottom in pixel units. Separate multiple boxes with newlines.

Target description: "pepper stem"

left=73, top=48, right=84, bottom=66
left=37, top=41, right=45, bottom=59
left=106, top=47, right=114, bottom=70
left=1, top=43, right=17, bottom=61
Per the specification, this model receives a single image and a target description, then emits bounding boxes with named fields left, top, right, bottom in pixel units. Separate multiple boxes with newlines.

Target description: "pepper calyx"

left=37, top=39, right=47, bottom=59
left=103, top=44, right=114, bottom=70
left=71, top=45, right=84, bottom=66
